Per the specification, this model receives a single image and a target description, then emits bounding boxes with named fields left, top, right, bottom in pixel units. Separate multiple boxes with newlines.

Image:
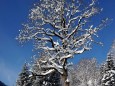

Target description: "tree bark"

left=61, top=63, right=70, bottom=86
left=61, top=75, right=69, bottom=86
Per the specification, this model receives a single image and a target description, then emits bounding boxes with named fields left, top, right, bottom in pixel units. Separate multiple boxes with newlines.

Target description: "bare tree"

left=73, top=58, right=101, bottom=86
left=17, top=0, right=107, bottom=86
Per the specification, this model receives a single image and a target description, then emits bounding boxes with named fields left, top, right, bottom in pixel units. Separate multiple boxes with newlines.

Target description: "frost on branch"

left=72, top=58, right=101, bottom=86
left=16, top=0, right=107, bottom=85
left=17, top=0, right=103, bottom=60
left=29, top=52, right=64, bottom=75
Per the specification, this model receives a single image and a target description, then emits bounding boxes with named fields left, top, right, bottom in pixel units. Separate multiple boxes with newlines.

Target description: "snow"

left=17, top=0, right=105, bottom=85
left=65, top=78, right=70, bottom=83
left=87, top=80, right=92, bottom=86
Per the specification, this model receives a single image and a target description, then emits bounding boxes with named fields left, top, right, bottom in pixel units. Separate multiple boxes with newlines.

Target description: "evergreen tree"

left=16, top=63, right=32, bottom=86
left=102, top=52, right=115, bottom=86
left=110, top=40, right=115, bottom=64
left=31, top=71, right=61, bottom=86
left=44, top=71, right=60, bottom=86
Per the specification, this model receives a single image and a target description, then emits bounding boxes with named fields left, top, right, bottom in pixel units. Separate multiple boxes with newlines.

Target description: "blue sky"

left=0, top=0, right=115, bottom=86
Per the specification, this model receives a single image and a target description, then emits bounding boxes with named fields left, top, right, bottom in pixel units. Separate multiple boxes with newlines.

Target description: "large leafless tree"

left=17, top=0, right=107, bottom=86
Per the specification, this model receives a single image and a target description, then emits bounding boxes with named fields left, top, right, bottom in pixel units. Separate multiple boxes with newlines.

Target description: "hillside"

left=0, top=81, right=6, bottom=86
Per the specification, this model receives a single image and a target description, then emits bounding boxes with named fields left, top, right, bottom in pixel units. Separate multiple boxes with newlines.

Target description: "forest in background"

left=16, top=40, right=115, bottom=86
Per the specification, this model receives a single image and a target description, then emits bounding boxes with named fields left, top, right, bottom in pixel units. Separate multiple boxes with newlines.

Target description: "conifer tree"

left=16, top=63, right=32, bottom=86
left=110, top=40, right=115, bottom=64
left=102, top=52, right=115, bottom=86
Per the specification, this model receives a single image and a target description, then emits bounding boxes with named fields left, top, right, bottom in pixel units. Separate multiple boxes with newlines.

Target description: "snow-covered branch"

left=17, top=0, right=106, bottom=85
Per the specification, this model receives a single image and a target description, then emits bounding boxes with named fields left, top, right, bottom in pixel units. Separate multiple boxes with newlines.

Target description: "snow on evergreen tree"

left=16, top=0, right=108, bottom=86
left=110, top=40, right=115, bottom=64
left=22, top=53, right=61, bottom=86
left=17, top=58, right=61, bottom=86
left=100, top=63, right=107, bottom=86
left=16, top=63, right=32, bottom=86
left=102, top=52, right=115, bottom=86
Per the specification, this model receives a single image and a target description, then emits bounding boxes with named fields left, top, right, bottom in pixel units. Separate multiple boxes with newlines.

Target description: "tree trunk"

left=61, top=70, right=70, bottom=86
